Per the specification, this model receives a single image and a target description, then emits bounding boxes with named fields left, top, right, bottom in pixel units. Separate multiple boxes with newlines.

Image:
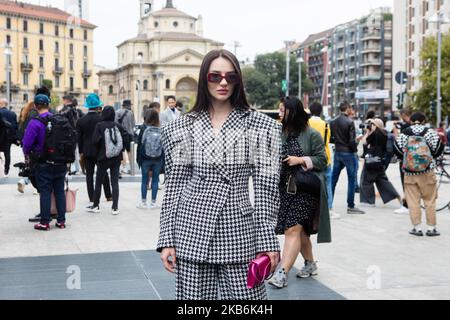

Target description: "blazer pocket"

left=240, top=203, right=255, bottom=216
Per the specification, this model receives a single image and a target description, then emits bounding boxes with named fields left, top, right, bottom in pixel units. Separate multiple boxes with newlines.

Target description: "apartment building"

left=0, top=0, right=96, bottom=111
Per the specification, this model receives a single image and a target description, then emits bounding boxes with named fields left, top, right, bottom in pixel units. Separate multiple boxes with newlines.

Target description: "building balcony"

left=66, top=87, right=82, bottom=95
left=360, top=60, right=382, bottom=67
left=82, top=69, right=92, bottom=78
left=360, top=74, right=382, bottom=81
left=21, top=63, right=33, bottom=73
left=361, top=47, right=381, bottom=53
left=361, top=32, right=382, bottom=41
left=53, top=67, right=64, bottom=76
left=0, top=83, right=20, bottom=93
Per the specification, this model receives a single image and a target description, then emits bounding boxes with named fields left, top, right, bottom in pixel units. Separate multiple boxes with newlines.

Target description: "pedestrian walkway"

left=1, top=145, right=450, bottom=300
left=0, top=250, right=345, bottom=300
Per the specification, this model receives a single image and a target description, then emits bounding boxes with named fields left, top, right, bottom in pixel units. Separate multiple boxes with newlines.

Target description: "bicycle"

left=420, top=156, right=450, bottom=212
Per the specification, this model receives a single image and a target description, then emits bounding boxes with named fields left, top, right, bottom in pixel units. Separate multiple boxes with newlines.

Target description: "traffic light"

left=281, top=80, right=287, bottom=93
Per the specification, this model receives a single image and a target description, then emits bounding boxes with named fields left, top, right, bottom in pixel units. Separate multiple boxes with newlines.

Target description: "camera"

left=395, top=122, right=403, bottom=130
left=14, top=162, right=31, bottom=178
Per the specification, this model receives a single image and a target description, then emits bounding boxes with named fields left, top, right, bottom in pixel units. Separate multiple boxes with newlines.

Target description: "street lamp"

left=296, top=56, right=304, bottom=101
left=320, top=45, right=329, bottom=108
left=3, top=43, right=13, bottom=108
left=429, top=12, right=450, bottom=127
left=137, top=53, right=143, bottom=119
left=284, top=40, right=296, bottom=97
left=153, top=71, right=164, bottom=102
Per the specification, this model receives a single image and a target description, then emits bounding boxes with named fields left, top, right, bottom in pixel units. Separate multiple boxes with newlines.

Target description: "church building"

left=98, top=0, right=224, bottom=118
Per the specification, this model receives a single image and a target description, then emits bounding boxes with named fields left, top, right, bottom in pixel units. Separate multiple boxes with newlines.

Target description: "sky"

left=27, top=0, right=394, bottom=69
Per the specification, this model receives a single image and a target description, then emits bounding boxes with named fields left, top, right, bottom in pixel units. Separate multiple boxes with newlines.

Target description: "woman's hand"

left=283, top=156, right=305, bottom=167
left=161, top=248, right=177, bottom=273
left=257, top=252, right=280, bottom=274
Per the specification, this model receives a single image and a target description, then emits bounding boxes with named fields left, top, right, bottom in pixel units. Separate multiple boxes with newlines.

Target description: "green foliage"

left=242, top=52, right=314, bottom=109
left=50, top=94, right=60, bottom=109
left=383, top=13, right=393, bottom=21
left=413, top=34, right=450, bottom=121
left=42, top=79, right=53, bottom=91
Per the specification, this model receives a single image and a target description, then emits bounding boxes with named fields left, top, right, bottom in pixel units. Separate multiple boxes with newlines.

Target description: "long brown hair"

left=19, top=101, right=36, bottom=125
left=145, top=109, right=160, bottom=127
left=191, top=49, right=250, bottom=113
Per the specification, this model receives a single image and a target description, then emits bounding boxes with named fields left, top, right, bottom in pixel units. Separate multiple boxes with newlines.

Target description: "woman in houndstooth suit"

left=157, top=49, right=282, bottom=300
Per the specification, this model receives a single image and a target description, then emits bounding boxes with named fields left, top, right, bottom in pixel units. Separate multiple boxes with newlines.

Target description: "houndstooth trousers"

left=176, top=259, right=267, bottom=300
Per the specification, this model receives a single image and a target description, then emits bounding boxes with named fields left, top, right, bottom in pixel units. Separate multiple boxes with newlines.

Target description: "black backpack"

left=36, top=114, right=77, bottom=164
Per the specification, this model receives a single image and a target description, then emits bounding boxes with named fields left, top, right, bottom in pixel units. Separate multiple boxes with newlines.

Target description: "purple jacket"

left=22, top=112, right=52, bottom=156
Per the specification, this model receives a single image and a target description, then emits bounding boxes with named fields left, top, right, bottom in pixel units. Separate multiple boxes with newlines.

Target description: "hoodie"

left=92, top=107, right=130, bottom=162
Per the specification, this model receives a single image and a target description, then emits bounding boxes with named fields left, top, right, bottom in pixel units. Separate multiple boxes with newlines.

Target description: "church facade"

left=98, top=0, right=223, bottom=118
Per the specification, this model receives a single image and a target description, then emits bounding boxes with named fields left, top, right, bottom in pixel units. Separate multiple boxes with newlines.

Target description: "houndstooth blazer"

left=157, top=108, right=281, bottom=264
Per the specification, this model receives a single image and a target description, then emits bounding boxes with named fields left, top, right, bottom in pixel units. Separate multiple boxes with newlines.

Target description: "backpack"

left=104, top=126, right=123, bottom=159
left=403, top=128, right=433, bottom=173
left=141, top=126, right=163, bottom=159
left=36, top=114, right=77, bottom=164
left=60, top=106, right=78, bottom=129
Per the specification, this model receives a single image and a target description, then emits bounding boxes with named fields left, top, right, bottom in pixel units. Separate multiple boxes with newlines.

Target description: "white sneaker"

left=137, top=202, right=148, bottom=210
left=148, top=202, right=160, bottom=210
left=330, top=210, right=341, bottom=220
left=111, top=209, right=120, bottom=215
left=87, top=206, right=101, bottom=214
left=17, top=180, right=25, bottom=194
left=85, top=203, right=94, bottom=209
left=394, top=206, right=409, bottom=215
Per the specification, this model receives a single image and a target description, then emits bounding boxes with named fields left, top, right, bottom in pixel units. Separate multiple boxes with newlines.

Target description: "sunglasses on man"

left=207, top=72, right=240, bottom=85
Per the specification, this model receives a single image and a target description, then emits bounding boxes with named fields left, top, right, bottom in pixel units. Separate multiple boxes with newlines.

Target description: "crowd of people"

left=0, top=48, right=449, bottom=300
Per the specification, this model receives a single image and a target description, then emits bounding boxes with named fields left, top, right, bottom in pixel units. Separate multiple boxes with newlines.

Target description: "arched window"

left=143, top=80, right=148, bottom=90
left=166, top=79, right=171, bottom=89
left=109, top=85, right=114, bottom=95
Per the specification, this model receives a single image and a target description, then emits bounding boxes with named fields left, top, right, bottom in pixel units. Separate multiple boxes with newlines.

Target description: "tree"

left=42, top=79, right=53, bottom=91
left=243, top=52, right=314, bottom=109
left=413, top=34, right=450, bottom=122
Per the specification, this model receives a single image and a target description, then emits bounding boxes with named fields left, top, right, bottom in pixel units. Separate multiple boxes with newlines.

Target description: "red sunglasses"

left=207, top=72, right=240, bottom=84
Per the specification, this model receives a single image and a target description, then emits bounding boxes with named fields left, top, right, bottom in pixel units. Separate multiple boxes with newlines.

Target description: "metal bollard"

left=130, top=141, right=136, bottom=176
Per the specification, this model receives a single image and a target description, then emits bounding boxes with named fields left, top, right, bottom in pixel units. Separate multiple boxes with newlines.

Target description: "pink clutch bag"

left=247, top=255, right=272, bottom=289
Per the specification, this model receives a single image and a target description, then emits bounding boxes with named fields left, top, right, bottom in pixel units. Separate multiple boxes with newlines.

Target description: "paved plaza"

left=1, top=145, right=449, bottom=300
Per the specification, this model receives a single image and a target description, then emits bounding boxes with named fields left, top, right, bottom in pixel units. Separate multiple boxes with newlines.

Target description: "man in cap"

left=23, top=94, right=68, bottom=231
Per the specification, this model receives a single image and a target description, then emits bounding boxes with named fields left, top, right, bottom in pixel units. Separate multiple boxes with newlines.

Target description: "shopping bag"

left=51, top=179, right=78, bottom=214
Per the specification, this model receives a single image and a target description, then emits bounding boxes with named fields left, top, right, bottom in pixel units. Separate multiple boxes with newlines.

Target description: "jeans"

left=85, top=157, right=112, bottom=203
left=36, top=163, right=67, bottom=224
left=326, top=166, right=333, bottom=209
left=354, top=154, right=360, bottom=191
left=93, top=159, right=121, bottom=210
left=332, top=152, right=357, bottom=209
left=141, top=157, right=164, bottom=201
